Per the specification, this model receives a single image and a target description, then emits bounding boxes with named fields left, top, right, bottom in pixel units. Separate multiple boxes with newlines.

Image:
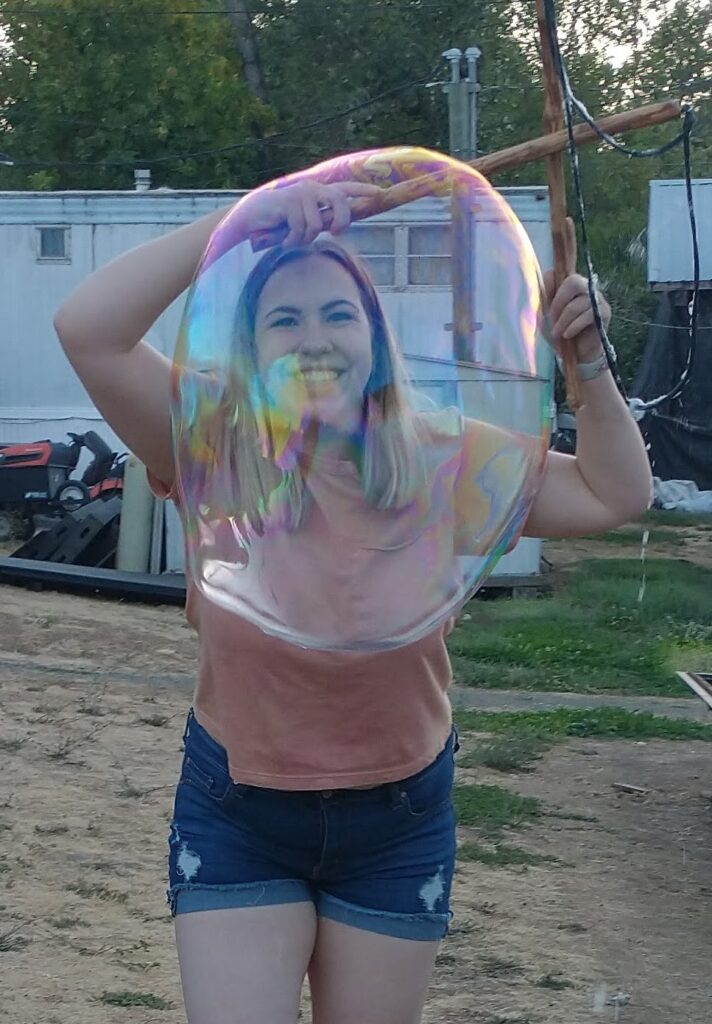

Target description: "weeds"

left=34, top=823, right=69, bottom=835
left=138, top=714, right=170, bottom=728
left=50, top=915, right=88, bottom=930
left=66, top=882, right=127, bottom=904
left=0, top=926, right=30, bottom=952
left=457, top=841, right=560, bottom=868
left=459, top=734, right=547, bottom=773
left=449, top=556, right=712, bottom=697
left=452, top=784, right=541, bottom=834
left=479, top=955, right=524, bottom=977
left=46, top=737, right=75, bottom=762
left=98, top=992, right=172, bottom=1009
left=454, top=707, right=712, bottom=743
left=0, top=736, right=27, bottom=753
left=77, top=702, right=106, bottom=717
left=535, top=972, right=574, bottom=990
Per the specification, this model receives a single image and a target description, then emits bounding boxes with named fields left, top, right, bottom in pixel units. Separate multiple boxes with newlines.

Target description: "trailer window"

left=408, top=224, right=450, bottom=286
left=349, top=224, right=395, bottom=286
left=37, top=226, right=70, bottom=262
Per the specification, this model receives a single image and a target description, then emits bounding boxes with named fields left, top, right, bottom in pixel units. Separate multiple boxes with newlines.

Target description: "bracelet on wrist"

left=577, top=351, right=609, bottom=381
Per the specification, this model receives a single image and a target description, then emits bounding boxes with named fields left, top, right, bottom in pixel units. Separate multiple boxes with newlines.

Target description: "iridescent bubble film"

left=172, top=146, right=553, bottom=651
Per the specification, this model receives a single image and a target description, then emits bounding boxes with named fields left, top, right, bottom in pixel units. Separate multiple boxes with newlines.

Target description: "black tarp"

left=630, top=290, right=712, bottom=490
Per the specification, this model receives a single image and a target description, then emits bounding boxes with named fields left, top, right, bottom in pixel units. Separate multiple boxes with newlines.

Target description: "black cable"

left=541, top=0, right=628, bottom=398
left=0, top=70, right=436, bottom=169
left=616, top=314, right=712, bottom=332
left=0, top=1, right=522, bottom=15
left=541, top=0, right=701, bottom=414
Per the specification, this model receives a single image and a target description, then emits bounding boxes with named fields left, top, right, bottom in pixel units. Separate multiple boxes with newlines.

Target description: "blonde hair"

left=200, top=239, right=426, bottom=534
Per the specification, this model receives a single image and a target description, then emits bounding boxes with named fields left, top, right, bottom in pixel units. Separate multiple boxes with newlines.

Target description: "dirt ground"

left=544, top=521, right=712, bottom=572
left=1, top=532, right=712, bottom=1023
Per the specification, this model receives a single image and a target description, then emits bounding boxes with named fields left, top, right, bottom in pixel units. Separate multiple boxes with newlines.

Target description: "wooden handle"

left=250, top=169, right=452, bottom=252
left=250, top=98, right=680, bottom=256
left=474, top=98, right=680, bottom=178
left=534, top=0, right=582, bottom=409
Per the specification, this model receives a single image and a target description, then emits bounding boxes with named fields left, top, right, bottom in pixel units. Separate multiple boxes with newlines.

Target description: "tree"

left=253, top=0, right=543, bottom=170
left=1, top=0, right=707, bottom=381
left=0, top=0, right=273, bottom=190
left=224, top=0, right=268, bottom=103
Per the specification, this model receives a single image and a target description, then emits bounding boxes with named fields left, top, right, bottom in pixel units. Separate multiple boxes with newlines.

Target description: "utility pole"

left=441, top=46, right=481, bottom=161
left=438, top=47, right=482, bottom=363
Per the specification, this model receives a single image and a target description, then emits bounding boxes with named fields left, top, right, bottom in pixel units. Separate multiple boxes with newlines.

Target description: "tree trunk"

left=224, top=0, right=268, bottom=104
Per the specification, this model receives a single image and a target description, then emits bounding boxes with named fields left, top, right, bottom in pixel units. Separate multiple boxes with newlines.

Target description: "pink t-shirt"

left=151, top=417, right=539, bottom=790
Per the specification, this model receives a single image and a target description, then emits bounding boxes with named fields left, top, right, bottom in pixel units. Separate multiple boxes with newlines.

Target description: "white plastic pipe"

left=116, top=456, right=155, bottom=573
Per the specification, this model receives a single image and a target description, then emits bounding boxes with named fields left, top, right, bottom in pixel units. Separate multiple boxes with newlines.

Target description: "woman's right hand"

left=235, top=180, right=383, bottom=249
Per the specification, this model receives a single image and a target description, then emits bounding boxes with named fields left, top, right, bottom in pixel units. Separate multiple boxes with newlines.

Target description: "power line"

left=1, top=2, right=516, bottom=15
left=0, top=70, right=436, bottom=169
left=542, top=0, right=701, bottom=413
left=617, top=313, right=712, bottom=333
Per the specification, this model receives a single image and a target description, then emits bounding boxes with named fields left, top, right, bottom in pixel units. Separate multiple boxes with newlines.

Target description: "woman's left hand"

left=542, top=218, right=611, bottom=364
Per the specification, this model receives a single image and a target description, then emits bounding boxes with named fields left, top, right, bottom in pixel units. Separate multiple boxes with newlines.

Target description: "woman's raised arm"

left=54, top=180, right=380, bottom=486
left=54, top=207, right=230, bottom=485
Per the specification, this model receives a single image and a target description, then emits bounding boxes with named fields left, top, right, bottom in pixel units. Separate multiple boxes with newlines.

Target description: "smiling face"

left=254, top=253, right=374, bottom=437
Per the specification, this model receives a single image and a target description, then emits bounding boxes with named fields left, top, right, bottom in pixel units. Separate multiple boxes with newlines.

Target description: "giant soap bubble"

left=172, top=146, right=553, bottom=651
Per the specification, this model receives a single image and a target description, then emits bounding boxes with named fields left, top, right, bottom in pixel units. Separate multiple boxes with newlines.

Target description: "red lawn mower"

left=0, top=431, right=125, bottom=542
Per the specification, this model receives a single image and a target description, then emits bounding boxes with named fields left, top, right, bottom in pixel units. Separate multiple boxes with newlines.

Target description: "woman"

left=55, top=178, right=652, bottom=1024
left=184, top=234, right=534, bottom=649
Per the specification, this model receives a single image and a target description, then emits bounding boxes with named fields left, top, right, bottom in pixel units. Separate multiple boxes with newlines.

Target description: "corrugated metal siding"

left=648, top=179, right=712, bottom=287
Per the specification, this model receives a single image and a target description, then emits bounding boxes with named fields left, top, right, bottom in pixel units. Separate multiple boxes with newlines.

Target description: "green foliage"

left=65, top=882, right=128, bottom=903
left=454, top=706, right=712, bottom=742
left=255, top=0, right=543, bottom=167
left=457, top=840, right=560, bottom=867
left=0, top=0, right=272, bottom=189
left=99, top=991, right=172, bottom=1009
left=0, top=928, right=30, bottom=952
left=1, top=0, right=709, bottom=375
left=449, top=555, right=712, bottom=696
left=452, top=782, right=541, bottom=832
left=643, top=509, right=712, bottom=529
left=459, top=734, right=548, bottom=772
left=580, top=527, right=684, bottom=546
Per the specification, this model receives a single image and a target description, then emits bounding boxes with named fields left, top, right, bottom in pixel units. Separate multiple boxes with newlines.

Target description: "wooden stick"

left=474, top=98, right=680, bottom=178
left=450, top=179, right=476, bottom=363
left=534, top=0, right=581, bottom=409
left=251, top=98, right=681, bottom=252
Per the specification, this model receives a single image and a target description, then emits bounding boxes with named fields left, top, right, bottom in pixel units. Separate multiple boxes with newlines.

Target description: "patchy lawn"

left=449, top=515, right=712, bottom=696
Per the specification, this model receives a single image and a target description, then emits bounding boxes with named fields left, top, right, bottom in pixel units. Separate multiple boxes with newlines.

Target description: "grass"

left=458, top=734, right=547, bottom=773
left=582, top=526, right=685, bottom=546
left=642, top=508, right=712, bottom=529
left=0, top=737, right=26, bottom=753
left=454, top=706, right=712, bottom=742
left=66, top=882, right=128, bottom=904
left=98, top=992, right=172, bottom=1009
left=77, top=703, right=106, bottom=717
left=137, top=714, right=170, bottom=728
left=50, top=915, right=88, bottom=930
left=452, top=783, right=541, bottom=834
left=449, top=556, right=712, bottom=697
left=480, top=1018, right=532, bottom=1024
left=479, top=955, right=524, bottom=977
left=457, top=840, right=560, bottom=868
left=0, top=928, right=30, bottom=952
left=535, top=972, right=574, bottom=990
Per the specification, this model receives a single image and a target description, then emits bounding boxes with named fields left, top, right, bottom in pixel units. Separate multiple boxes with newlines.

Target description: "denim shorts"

left=166, top=708, right=458, bottom=941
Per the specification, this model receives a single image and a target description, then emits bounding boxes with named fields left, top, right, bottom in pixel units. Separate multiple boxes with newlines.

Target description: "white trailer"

left=0, top=186, right=554, bottom=579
